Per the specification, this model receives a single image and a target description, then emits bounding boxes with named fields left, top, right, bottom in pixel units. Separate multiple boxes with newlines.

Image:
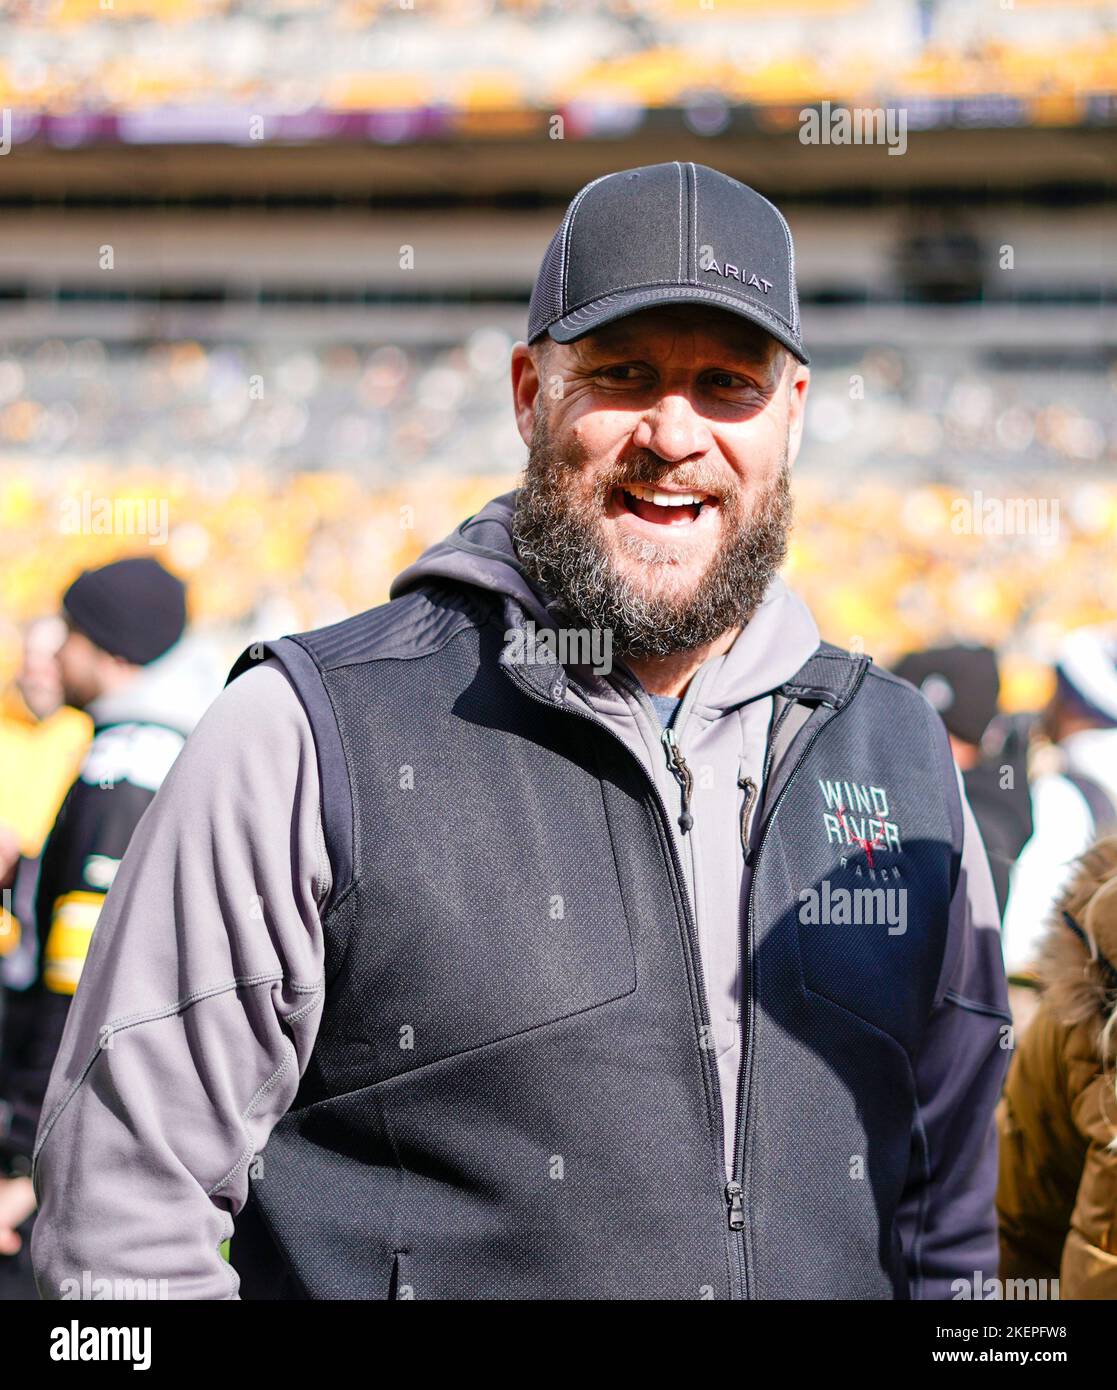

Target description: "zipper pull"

left=738, top=774, right=759, bottom=864
left=725, top=1180, right=745, bottom=1231
left=661, top=726, right=694, bottom=833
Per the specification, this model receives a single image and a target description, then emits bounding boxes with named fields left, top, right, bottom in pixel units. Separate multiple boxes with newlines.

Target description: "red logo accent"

left=832, top=800, right=887, bottom=869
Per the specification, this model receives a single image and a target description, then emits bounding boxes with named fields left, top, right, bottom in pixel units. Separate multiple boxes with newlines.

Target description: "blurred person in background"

left=0, top=616, right=94, bottom=1298
left=0, top=618, right=93, bottom=993
left=893, top=644, right=1033, bottom=922
left=997, top=836, right=1117, bottom=1298
left=1002, top=628, right=1117, bottom=1020
left=0, top=557, right=195, bottom=1296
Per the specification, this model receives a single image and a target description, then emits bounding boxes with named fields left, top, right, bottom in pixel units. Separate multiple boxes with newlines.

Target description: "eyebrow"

left=576, top=339, right=779, bottom=377
left=578, top=336, right=774, bottom=367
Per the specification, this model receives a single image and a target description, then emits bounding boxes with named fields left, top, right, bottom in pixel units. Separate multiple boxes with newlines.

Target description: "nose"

left=631, top=392, right=712, bottom=464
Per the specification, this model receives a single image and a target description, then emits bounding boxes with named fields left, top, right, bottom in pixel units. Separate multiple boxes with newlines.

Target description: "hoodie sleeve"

left=29, top=659, right=328, bottom=1301
left=897, top=767, right=1013, bottom=1300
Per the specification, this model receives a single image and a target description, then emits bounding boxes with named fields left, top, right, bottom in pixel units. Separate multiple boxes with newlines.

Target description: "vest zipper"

left=733, top=768, right=759, bottom=1170
left=500, top=659, right=740, bottom=1298
left=728, top=658, right=869, bottom=1297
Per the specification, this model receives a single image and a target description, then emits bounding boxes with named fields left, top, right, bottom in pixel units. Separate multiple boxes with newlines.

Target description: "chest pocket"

left=778, top=762, right=952, bottom=1048
left=318, top=723, right=637, bottom=1085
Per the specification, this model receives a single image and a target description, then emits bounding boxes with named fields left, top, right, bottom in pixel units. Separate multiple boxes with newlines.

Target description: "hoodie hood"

left=390, top=490, right=558, bottom=632
left=1036, top=835, right=1117, bottom=1042
left=389, top=488, right=820, bottom=712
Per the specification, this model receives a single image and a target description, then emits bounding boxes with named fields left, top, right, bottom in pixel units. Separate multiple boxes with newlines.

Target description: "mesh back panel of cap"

left=527, top=224, right=567, bottom=343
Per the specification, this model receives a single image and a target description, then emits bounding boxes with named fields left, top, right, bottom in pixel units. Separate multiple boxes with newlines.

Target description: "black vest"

left=226, top=582, right=961, bottom=1299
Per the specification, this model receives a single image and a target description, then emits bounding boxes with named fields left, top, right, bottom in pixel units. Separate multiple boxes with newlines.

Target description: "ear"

left=784, top=359, right=811, bottom=469
left=511, top=342, right=543, bottom=449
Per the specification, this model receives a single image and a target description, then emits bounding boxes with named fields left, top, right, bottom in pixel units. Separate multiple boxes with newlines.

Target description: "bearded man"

left=31, top=164, right=1010, bottom=1301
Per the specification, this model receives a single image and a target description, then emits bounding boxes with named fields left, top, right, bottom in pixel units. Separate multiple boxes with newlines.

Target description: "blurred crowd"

left=0, top=0, right=1113, bottom=125
left=1, top=457, right=1115, bottom=717
left=0, top=335, right=1112, bottom=479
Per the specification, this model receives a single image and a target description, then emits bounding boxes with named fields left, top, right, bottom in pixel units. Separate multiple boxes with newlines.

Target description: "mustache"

left=598, top=459, right=726, bottom=503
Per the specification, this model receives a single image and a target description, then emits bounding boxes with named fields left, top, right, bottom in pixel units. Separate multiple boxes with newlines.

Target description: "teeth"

left=622, top=484, right=708, bottom=507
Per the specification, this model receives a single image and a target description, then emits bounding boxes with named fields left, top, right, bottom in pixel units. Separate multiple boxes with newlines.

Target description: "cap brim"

left=544, top=284, right=809, bottom=365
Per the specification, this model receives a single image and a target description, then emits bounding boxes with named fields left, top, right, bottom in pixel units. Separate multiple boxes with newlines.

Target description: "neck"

left=623, top=624, right=742, bottom=698
left=85, top=663, right=142, bottom=715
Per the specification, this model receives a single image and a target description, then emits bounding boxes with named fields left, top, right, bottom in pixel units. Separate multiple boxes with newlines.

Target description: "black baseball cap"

left=527, top=161, right=809, bottom=365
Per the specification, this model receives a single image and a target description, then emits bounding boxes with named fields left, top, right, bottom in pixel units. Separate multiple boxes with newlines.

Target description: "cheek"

left=722, top=421, right=788, bottom=489
left=563, top=437, right=617, bottom=497
left=58, top=649, right=85, bottom=690
left=566, top=412, right=627, bottom=466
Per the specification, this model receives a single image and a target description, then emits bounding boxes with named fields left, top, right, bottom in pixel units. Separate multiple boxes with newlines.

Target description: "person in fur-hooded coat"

left=997, top=835, right=1117, bottom=1297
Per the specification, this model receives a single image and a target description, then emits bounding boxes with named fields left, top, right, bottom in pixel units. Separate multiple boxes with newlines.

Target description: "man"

left=892, top=644, right=1033, bottom=920
left=1002, top=626, right=1117, bottom=980
left=32, top=163, right=1010, bottom=1301
left=0, top=557, right=193, bottom=1285
left=1, top=617, right=94, bottom=993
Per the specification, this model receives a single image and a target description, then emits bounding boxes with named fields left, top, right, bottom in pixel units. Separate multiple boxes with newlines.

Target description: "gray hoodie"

left=30, top=491, right=1004, bottom=1300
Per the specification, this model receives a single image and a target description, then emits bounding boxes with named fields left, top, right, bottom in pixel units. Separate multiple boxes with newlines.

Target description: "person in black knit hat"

left=58, top=556, right=188, bottom=699
left=893, top=643, right=1034, bottom=923
left=0, top=556, right=191, bottom=1292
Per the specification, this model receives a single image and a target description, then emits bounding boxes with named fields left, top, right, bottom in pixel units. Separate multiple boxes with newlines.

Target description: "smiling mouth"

left=613, top=482, right=715, bottom=527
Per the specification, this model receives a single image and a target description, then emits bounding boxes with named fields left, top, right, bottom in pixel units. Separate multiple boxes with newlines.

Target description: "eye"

left=598, top=364, right=644, bottom=381
left=706, top=371, right=752, bottom=389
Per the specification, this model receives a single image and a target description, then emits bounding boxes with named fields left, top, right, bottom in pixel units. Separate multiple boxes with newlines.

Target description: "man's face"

left=18, top=615, right=67, bottom=720
left=509, top=304, right=810, bottom=659
left=56, top=625, right=107, bottom=710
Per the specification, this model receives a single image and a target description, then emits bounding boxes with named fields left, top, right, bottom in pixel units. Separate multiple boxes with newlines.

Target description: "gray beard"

left=511, top=407, right=793, bottom=660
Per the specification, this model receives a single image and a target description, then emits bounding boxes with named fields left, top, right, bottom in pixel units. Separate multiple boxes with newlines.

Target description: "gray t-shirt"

left=647, top=693, right=682, bottom=729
